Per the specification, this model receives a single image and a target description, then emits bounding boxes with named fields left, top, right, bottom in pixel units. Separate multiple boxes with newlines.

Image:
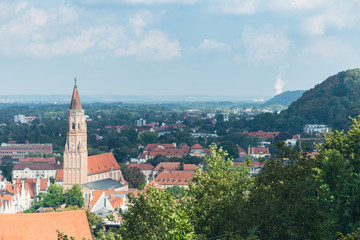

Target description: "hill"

left=262, top=90, right=305, bottom=108
left=249, top=68, right=360, bottom=133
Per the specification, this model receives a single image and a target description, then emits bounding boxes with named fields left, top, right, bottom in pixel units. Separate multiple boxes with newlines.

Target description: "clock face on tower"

left=70, top=143, right=75, bottom=150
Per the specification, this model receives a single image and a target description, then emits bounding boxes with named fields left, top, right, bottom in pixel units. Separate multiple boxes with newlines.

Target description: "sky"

left=1, top=0, right=360, bottom=99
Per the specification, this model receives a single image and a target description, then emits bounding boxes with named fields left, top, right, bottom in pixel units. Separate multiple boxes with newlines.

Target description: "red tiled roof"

left=88, top=153, right=120, bottom=175
left=155, top=171, right=194, bottom=185
left=153, top=162, right=197, bottom=172
left=249, top=147, right=269, bottom=155
left=237, top=146, right=247, bottom=155
left=191, top=143, right=204, bottom=149
left=0, top=210, right=92, bottom=240
left=56, top=169, right=64, bottom=182
left=40, top=179, right=48, bottom=191
left=128, top=163, right=154, bottom=171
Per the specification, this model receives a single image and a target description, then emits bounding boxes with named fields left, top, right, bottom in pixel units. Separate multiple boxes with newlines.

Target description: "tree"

left=119, top=187, right=196, bottom=239
left=165, top=185, right=186, bottom=199
left=1, top=162, right=14, bottom=181
left=186, top=143, right=252, bottom=238
left=65, top=184, right=85, bottom=208
left=138, top=131, right=158, bottom=145
left=86, top=210, right=104, bottom=237
left=121, top=165, right=146, bottom=189
left=43, top=183, right=65, bottom=210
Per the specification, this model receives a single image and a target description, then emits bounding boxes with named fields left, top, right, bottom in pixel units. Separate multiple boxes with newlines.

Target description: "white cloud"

left=303, top=37, right=351, bottom=59
left=0, top=3, right=179, bottom=60
left=199, top=39, right=231, bottom=52
left=81, top=0, right=199, bottom=4
left=115, top=30, right=180, bottom=60
left=130, top=11, right=154, bottom=36
left=274, top=73, right=287, bottom=95
left=15, top=2, right=27, bottom=13
left=208, top=0, right=257, bottom=15
left=242, top=26, right=290, bottom=63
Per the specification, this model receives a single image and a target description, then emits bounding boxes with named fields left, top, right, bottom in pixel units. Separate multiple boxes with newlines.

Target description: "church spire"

left=70, top=78, right=82, bottom=110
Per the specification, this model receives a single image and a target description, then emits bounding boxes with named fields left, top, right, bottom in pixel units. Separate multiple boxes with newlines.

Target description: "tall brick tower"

left=63, top=79, right=88, bottom=190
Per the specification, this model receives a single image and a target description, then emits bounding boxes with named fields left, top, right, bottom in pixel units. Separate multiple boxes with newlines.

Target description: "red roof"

left=237, top=146, right=247, bottom=155
left=155, top=171, right=194, bottom=185
left=40, top=179, right=48, bottom=191
left=191, top=143, right=204, bottom=149
left=249, top=147, right=269, bottom=155
left=153, top=162, right=197, bottom=172
left=56, top=169, right=64, bottom=182
left=88, top=153, right=120, bottom=175
left=0, top=210, right=92, bottom=240
left=128, top=162, right=154, bottom=171
left=89, top=189, right=124, bottom=211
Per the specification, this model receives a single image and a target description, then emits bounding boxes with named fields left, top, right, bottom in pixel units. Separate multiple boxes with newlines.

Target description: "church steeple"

left=70, top=78, right=82, bottom=110
left=63, top=79, right=88, bottom=190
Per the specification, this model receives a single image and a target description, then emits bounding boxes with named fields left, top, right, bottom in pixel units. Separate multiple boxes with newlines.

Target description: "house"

left=189, top=143, right=210, bottom=157
left=13, top=162, right=63, bottom=179
left=248, top=147, right=271, bottom=159
left=0, top=179, right=34, bottom=213
left=141, top=143, right=190, bottom=160
left=152, top=162, right=197, bottom=179
left=0, top=210, right=92, bottom=240
left=128, top=162, right=154, bottom=181
left=237, top=146, right=247, bottom=156
left=154, top=171, right=195, bottom=188
left=88, top=189, right=125, bottom=221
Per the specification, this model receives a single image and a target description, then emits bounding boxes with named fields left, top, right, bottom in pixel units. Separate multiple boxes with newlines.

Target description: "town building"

left=303, top=124, right=330, bottom=134
left=0, top=210, right=92, bottom=239
left=155, top=171, right=195, bottom=188
left=135, top=118, right=146, bottom=127
left=152, top=162, right=197, bottom=179
left=189, top=143, right=210, bottom=157
left=248, top=147, right=271, bottom=159
left=62, top=81, right=126, bottom=192
left=13, top=162, right=62, bottom=179
left=0, top=142, right=52, bottom=158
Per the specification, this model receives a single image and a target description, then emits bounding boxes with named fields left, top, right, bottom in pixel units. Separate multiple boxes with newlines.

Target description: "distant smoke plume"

left=275, top=73, right=288, bottom=95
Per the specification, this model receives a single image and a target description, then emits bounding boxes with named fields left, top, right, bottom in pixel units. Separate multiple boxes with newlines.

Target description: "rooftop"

left=82, top=178, right=124, bottom=190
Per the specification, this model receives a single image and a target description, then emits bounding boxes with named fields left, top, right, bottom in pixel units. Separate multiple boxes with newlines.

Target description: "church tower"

left=63, top=79, right=88, bottom=190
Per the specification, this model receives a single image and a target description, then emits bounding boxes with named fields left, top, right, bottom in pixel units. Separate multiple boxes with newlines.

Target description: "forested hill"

left=262, top=90, right=305, bottom=108
left=249, top=68, right=360, bottom=133
left=285, top=68, right=360, bottom=130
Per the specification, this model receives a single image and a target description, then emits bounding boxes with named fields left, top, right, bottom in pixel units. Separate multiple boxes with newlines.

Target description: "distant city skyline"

left=0, top=1, right=359, bottom=97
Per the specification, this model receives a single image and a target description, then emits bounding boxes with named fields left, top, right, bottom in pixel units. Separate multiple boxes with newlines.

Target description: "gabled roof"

left=153, top=162, right=197, bottom=172
left=13, top=162, right=63, bottom=171
left=0, top=210, right=92, bottom=240
left=128, top=162, right=154, bottom=171
left=88, top=153, right=120, bottom=175
left=191, top=143, right=204, bottom=149
left=155, top=171, right=194, bottom=185
left=70, top=82, right=82, bottom=110
left=18, top=157, right=55, bottom=163
left=40, top=179, right=48, bottom=191
left=89, top=190, right=124, bottom=211
left=56, top=169, right=63, bottom=182
left=249, top=147, right=269, bottom=154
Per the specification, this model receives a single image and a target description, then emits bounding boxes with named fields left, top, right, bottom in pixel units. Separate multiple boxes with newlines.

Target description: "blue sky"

left=1, top=0, right=360, bottom=98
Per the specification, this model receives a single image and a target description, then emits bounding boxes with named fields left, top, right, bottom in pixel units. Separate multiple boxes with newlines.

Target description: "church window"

left=78, top=123, right=80, bottom=129
left=72, top=123, right=75, bottom=130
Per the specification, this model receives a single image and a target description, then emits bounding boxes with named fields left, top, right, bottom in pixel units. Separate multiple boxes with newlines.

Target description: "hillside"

left=262, top=90, right=305, bottom=108
left=249, top=68, right=360, bottom=133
